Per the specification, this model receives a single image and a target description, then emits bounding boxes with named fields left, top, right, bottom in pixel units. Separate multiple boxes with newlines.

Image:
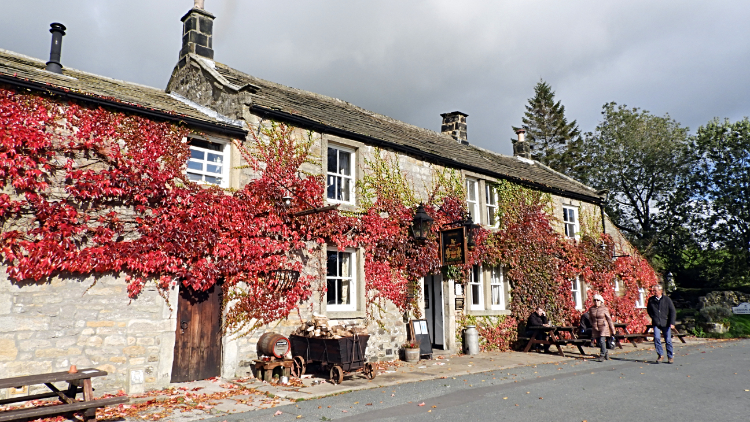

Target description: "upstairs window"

left=572, top=277, right=582, bottom=309
left=326, top=249, right=356, bottom=311
left=489, top=266, right=505, bottom=310
left=187, top=139, right=228, bottom=187
left=563, top=206, right=579, bottom=239
left=469, top=265, right=484, bottom=311
left=466, top=178, right=479, bottom=223
left=327, top=145, right=354, bottom=203
left=486, top=184, right=498, bottom=227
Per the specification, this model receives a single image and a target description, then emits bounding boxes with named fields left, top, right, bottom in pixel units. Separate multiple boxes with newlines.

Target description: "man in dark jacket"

left=647, top=284, right=676, bottom=364
left=525, top=307, right=551, bottom=353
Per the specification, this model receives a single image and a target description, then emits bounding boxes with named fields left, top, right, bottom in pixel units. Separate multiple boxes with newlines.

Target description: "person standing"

left=588, top=294, right=616, bottom=362
left=647, top=284, right=676, bottom=364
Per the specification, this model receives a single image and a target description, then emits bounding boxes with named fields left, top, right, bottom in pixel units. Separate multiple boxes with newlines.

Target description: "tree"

left=571, top=102, right=693, bottom=257
left=515, top=79, right=581, bottom=172
left=690, top=118, right=750, bottom=288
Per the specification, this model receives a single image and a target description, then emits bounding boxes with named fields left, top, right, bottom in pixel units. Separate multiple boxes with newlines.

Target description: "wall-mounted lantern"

left=410, top=203, right=434, bottom=243
left=463, top=212, right=480, bottom=250
left=281, top=193, right=293, bottom=207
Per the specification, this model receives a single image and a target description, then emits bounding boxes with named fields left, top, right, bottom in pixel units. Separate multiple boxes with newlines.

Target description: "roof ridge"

left=213, top=61, right=458, bottom=142
left=467, top=143, right=599, bottom=194
left=0, top=48, right=167, bottom=93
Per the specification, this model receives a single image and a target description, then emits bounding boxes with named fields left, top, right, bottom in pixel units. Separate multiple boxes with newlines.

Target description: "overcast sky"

left=3, top=1, right=750, bottom=155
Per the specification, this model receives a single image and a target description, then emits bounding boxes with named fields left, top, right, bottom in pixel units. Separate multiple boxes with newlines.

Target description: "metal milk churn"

left=463, top=325, right=479, bottom=355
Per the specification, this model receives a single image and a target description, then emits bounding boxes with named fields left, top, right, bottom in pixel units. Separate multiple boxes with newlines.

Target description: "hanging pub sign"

left=440, top=227, right=466, bottom=266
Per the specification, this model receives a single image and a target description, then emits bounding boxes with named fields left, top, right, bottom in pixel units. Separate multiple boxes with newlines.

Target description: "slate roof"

left=0, top=49, right=245, bottom=135
left=207, top=58, right=602, bottom=202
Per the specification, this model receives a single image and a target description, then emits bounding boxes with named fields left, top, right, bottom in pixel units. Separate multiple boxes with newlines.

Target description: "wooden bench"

left=614, top=325, right=689, bottom=348
left=0, top=368, right=128, bottom=422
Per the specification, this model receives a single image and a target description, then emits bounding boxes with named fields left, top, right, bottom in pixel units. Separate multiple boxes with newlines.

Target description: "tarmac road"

left=212, top=339, right=750, bottom=421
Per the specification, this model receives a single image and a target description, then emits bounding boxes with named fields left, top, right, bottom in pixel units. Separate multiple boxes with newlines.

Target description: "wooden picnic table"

left=522, top=325, right=592, bottom=357
left=0, top=368, right=127, bottom=422
left=613, top=323, right=689, bottom=348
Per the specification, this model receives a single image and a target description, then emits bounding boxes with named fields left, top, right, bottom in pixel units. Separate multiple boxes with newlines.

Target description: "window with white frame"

left=327, top=145, right=354, bottom=203
left=571, top=277, right=582, bottom=309
left=187, top=139, right=229, bottom=187
left=489, top=266, right=505, bottom=310
left=635, top=287, right=646, bottom=308
left=326, top=249, right=356, bottom=311
left=466, top=178, right=479, bottom=223
left=486, top=184, right=498, bottom=227
left=563, top=206, right=579, bottom=239
left=469, top=265, right=484, bottom=310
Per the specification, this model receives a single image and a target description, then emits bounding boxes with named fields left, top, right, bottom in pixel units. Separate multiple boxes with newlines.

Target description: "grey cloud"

left=2, top=0, right=749, bottom=155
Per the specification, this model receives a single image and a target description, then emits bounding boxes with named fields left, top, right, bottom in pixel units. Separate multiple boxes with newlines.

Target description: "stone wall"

left=0, top=271, right=177, bottom=396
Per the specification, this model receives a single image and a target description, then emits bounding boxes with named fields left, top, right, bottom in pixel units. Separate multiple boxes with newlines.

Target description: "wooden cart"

left=289, top=334, right=375, bottom=384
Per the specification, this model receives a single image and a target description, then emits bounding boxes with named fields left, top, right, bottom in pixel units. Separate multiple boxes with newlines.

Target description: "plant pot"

left=403, top=348, right=420, bottom=362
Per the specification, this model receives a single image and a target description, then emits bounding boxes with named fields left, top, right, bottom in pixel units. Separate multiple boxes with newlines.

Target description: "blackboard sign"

left=440, top=227, right=466, bottom=266
left=409, top=319, right=432, bottom=357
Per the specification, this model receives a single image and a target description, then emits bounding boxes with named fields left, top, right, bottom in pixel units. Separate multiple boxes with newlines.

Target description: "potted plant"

left=402, top=340, right=420, bottom=362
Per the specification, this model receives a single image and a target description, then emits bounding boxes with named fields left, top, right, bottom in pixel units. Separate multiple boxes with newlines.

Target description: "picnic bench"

left=0, top=368, right=127, bottom=422
left=522, top=326, right=592, bottom=357
left=613, top=323, right=689, bottom=348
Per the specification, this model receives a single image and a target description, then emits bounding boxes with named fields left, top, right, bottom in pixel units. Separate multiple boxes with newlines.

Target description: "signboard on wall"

left=440, top=227, right=466, bottom=266
left=732, top=302, right=750, bottom=314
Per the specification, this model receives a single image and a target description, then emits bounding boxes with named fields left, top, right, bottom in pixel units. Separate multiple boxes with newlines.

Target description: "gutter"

left=0, top=74, right=248, bottom=138
left=251, top=105, right=604, bottom=205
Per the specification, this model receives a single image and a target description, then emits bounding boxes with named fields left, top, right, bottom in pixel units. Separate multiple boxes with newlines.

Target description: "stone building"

left=1, top=4, right=641, bottom=396
left=0, top=43, right=246, bottom=395
left=165, top=4, right=637, bottom=373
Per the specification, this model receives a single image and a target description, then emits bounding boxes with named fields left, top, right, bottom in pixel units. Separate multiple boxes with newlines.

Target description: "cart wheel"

left=292, top=356, right=306, bottom=378
left=363, top=363, right=375, bottom=380
left=329, top=365, right=344, bottom=384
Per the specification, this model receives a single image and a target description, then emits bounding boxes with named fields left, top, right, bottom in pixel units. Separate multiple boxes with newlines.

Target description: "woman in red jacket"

left=589, top=294, right=616, bottom=362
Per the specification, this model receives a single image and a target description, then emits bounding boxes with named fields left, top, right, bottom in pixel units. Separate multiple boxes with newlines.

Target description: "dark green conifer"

left=514, top=80, right=580, bottom=173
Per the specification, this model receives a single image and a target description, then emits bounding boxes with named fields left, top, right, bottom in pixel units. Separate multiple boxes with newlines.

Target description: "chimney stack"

left=178, top=1, right=215, bottom=68
left=45, top=23, right=66, bottom=74
left=513, top=128, right=531, bottom=159
left=441, top=111, right=469, bottom=145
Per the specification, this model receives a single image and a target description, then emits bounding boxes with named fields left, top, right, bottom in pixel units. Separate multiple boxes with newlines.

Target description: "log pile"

left=291, top=315, right=368, bottom=339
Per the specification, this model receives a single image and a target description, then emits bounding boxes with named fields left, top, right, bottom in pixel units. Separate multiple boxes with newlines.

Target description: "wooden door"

left=171, top=282, right=222, bottom=383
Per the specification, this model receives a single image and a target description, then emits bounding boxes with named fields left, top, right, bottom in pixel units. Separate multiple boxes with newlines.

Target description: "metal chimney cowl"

left=45, top=22, right=66, bottom=74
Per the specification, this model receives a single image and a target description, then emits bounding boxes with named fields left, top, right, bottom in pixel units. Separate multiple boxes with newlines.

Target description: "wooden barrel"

left=258, top=332, right=290, bottom=359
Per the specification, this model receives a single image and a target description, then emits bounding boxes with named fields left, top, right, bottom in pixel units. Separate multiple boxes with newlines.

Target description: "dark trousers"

left=525, top=330, right=550, bottom=351
left=599, top=336, right=608, bottom=357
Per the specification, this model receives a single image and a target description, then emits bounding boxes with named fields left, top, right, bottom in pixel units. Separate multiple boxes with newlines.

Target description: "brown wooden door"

left=171, top=282, right=222, bottom=383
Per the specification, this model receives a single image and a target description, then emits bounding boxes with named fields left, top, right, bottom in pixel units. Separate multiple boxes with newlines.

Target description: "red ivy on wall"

left=1, top=86, right=656, bottom=339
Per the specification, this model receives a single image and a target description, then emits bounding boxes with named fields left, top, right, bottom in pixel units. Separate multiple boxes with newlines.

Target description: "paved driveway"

left=217, top=339, right=750, bottom=421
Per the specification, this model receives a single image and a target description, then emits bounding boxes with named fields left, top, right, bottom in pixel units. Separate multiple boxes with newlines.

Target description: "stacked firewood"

left=291, top=315, right=368, bottom=339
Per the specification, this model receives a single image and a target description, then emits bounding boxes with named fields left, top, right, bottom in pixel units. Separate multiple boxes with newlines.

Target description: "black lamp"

left=411, top=203, right=434, bottom=243
left=463, top=212, right=479, bottom=249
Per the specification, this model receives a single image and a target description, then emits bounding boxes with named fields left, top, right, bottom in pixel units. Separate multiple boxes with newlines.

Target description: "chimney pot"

left=45, top=22, right=66, bottom=74
left=513, top=127, right=531, bottom=159
left=440, top=111, right=469, bottom=145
